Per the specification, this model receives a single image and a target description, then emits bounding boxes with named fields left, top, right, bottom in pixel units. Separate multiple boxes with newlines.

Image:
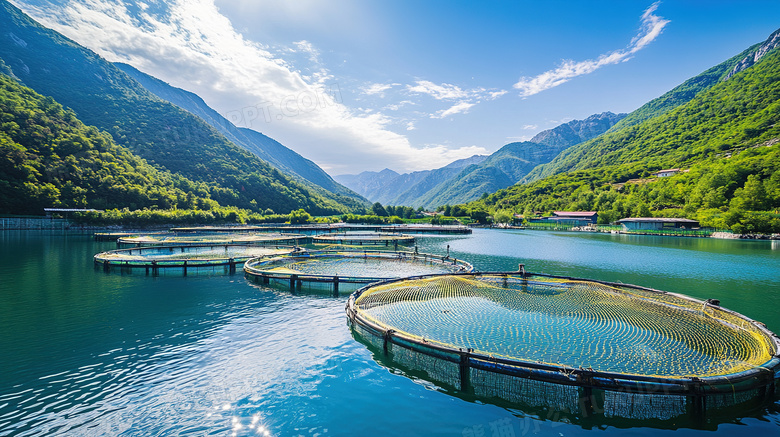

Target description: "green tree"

left=372, top=202, right=388, bottom=216
left=288, top=209, right=312, bottom=224
left=731, top=175, right=768, bottom=211
left=470, top=208, right=490, bottom=224
left=493, top=210, right=514, bottom=224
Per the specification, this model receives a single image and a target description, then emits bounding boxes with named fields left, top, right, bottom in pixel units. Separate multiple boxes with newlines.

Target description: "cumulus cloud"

left=12, top=0, right=490, bottom=172
left=513, top=2, right=669, bottom=97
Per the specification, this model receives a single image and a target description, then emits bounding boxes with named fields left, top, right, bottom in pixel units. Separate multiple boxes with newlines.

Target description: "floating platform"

left=93, top=231, right=167, bottom=242
left=117, top=232, right=309, bottom=247
left=380, top=225, right=472, bottom=234
left=168, top=226, right=277, bottom=233
left=347, top=272, right=780, bottom=425
left=311, top=232, right=415, bottom=247
left=94, top=244, right=301, bottom=275
left=171, top=224, right=359, bottom=234
left=244, top=250, right=473, bottom=295
left=170, top=224, right=473, bottom=235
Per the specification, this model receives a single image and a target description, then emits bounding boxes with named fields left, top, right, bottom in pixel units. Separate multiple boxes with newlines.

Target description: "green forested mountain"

left=0, top=74, right=218, bottom=214
left=335, top=155, right=489, bottom=207
left=0, top=0, right=360, bottom=215
left=525, top=29, right=780, bottom=182
left=114, top=62, right=366, bottom=204
left=380, top=155, right=489, bottom=207
left=413, top=112, right=625, bottom=208
left=336, top=112, right=623, bottom=208
left=462, top=29, right=780, bottom=233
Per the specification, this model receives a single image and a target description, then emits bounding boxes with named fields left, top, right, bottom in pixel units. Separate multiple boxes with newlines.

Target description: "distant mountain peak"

left=723, top=28, right=780, bottom=80
left=442, top=154, right=489, bottom=169
left=529, top=112, right=626, bottom=148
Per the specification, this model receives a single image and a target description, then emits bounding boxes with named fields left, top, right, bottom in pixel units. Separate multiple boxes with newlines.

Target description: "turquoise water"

left=1, top=229, right=778, bottom=436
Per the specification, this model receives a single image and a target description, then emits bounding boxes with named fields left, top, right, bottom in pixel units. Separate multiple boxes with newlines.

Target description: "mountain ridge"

left=522, top=28, right=780, bottom=184
left=114, top=62, right=365, bottom=203
left=0, top=73, right=221, bottom=214
left=0, top=0, right=361, bottom=214
left=461, top=28, right=780, bottom=233
left=337, top=112, right=624, bottom=208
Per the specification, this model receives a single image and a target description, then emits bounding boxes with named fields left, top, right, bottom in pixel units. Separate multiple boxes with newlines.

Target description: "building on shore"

left=528, top=211, right=598, bottom=227
left=616, top=217, right=700, bottom=231
left=654, top=168, right=681, bottom=178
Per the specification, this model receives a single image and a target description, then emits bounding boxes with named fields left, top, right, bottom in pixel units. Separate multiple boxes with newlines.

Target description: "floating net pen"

left=347, top=272, right=780, bottom=426
left=311, top=233, right=415, bottom=247
left=94, top=244, right=301, bottom=276
left=117, top=232, right=310, bottom=248
left=244, top=250, right=473, bottom=295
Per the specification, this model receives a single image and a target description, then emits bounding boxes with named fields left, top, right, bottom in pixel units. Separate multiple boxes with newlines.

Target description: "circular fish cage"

left=311, top=232, right=415, bottom=247
left=94, top=244, right=301, bottom=276
left=346, top=272, right=780, bottom=425
left=117, top=232, right=309, bottom=248
left=244, top=250, right=473, bottom=295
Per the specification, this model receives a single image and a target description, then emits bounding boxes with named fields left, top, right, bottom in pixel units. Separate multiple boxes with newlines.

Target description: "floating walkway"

left=93, top=231, right=168, bottom=242
left=311, top=232, right=415, bottom=247
left=380, top=224, right=471, bottom=234
left=117, top=232, right=309, bottom=247
left=170, top=224, right=472, bottom=235
left=347, top=271, right=780, bottom=425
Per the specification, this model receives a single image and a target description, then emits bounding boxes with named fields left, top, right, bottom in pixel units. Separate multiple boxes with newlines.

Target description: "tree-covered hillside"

left=0, top=74, right=218, bottom=214
left=414, top=112, right=625, bottom=208
left=114, top=62, right=366, bottom=204
left=0, top=0, right=359, bottom=215
left=461, top=32, right=780, bottom=234
left=526, top=29, right=780, bottom=183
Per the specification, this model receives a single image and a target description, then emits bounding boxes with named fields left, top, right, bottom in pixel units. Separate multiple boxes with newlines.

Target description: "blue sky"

left=12, top=0, right=780, bottom=175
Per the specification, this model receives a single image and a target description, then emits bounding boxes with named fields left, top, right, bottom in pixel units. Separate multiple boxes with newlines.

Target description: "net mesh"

left=603, top=391, right=687, bottom=420
left=354, top=275, right=775, bottom=378
left=247, top=252, right=471, bottom=280
left=470, top=367, right=580, bottom=411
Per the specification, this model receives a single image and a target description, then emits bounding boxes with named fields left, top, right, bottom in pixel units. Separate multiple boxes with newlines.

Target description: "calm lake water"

left=1, top=229, right=778, bottom=436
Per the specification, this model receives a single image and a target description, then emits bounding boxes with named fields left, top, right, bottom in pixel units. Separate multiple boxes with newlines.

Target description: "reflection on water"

left=0, top=230, right=778, bottom=436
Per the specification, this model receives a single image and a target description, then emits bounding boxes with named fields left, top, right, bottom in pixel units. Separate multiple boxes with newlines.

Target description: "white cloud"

left=522, top=124, right=538, bottom=130
left=407, top=80, right=469, bottom=100
left=292, top=40, right=318, bottom=56
left=384, top=100, right=414, bottom=111
left=432, top=101, right=476, bottom=119
left=362, top=82, right=398, bottom=97
left=513, top=2, right=669, bottom=97
left=488, top=90, right=508, bottom=100
left=406, top=80, right=505, bottom=119
left=12, top=0, right=487, bottom=172
left=406, top=121, right=416, bottom=131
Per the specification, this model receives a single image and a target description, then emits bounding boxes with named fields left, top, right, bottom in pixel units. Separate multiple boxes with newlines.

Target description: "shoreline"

left=3, top=218, right=779, bottom=240
left=488, top=224, right=780, bottom=240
